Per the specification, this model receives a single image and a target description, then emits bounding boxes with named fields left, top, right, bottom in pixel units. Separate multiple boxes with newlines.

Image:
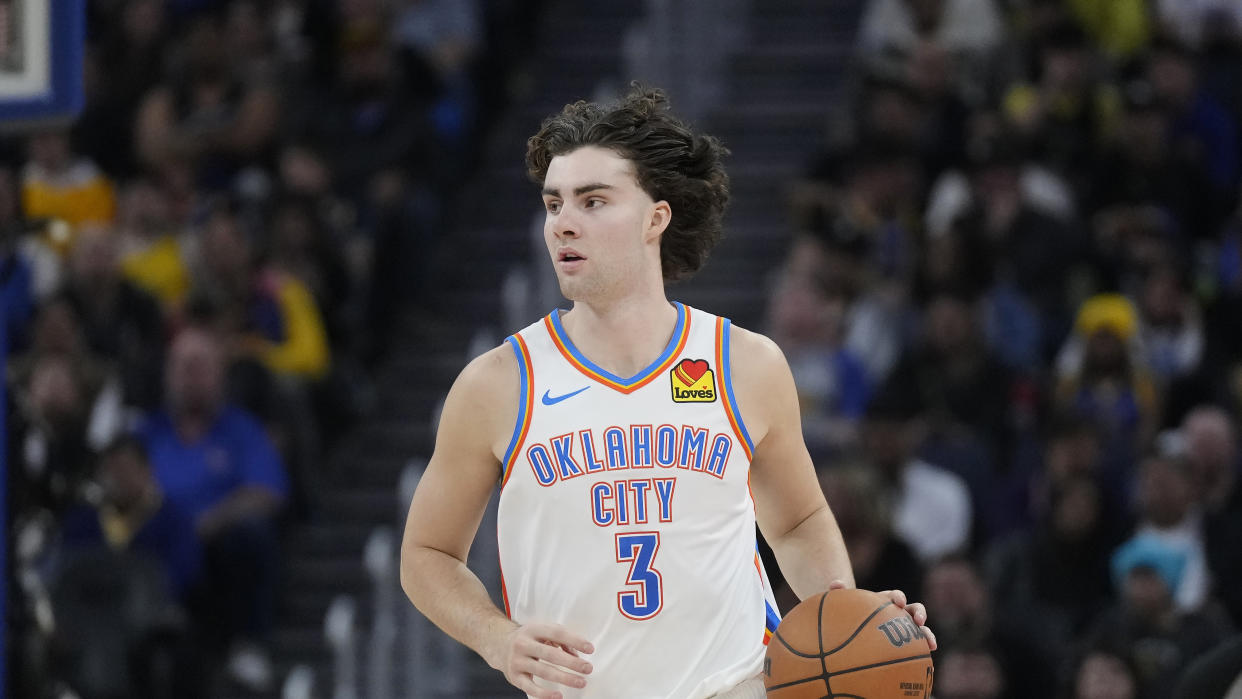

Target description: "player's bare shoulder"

left=724, top=322, right=799, bottom=445
left=441, top=342, right=524, bottom=464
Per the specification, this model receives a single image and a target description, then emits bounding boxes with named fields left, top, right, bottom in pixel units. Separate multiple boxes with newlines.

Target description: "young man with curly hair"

left=400, top=86, right=935, bottom=698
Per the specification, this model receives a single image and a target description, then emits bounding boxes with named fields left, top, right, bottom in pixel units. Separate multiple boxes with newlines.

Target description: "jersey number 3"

left=615, top=532, right=663, bottom=620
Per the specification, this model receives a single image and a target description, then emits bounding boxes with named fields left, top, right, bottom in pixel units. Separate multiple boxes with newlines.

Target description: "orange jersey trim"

left=501, top=334, right=535, bottom=488
left=544, top=304, right=691, bottom=394
left=716, top=317, right=754, bottom=460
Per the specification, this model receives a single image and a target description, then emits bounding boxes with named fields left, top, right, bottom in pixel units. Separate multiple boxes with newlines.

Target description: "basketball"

left=763, top=588, right=934, bottom=699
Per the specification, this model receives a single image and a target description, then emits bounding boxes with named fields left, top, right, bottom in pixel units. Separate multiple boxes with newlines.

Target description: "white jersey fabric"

left=496, top=302, right=779, bottom=699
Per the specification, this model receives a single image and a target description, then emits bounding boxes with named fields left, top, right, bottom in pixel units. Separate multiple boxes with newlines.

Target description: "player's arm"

left=729, top=326, right=855, bottom=597
left=732, top=326, right=935, bottom=647
left=399, top=345, right=593, bottom=698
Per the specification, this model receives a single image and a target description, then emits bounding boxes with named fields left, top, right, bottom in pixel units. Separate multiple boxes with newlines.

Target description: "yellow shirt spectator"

left=21, top=159, right=117, bottom=241
left=1066, top=0, right=1150, bottom=60
left=121, top=235, right=192, bottom=311
left=248, top=272, right=331, bottom=381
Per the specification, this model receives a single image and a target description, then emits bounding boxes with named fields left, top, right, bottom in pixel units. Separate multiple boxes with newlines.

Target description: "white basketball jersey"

left=496, top=303, right=780, bottom=699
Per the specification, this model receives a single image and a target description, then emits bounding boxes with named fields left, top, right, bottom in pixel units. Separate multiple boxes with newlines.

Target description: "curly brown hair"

left=525, top=86, right=731, bottom=282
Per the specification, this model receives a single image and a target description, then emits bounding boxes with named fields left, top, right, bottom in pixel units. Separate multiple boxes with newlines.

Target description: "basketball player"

left=400, top=86, right=935, bottom=698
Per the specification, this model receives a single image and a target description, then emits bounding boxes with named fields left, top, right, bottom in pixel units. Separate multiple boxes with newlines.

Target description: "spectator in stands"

left=986, top=475, right=1123, bottom=653
left=1003, top=21, right=1119, bottom=190
left=295, top=18, right=433, bottom=210
left=1086, top=534, right=1233, bottom=699
left=925, top=110, right=1077, bottom=236
left=116, top=178, right=193, bottom=313
left=191, top=202, right=331, bottom=382
left=7, top=298, right=124, bottom=512
left=1063, top=0, right=1151, bottom=61
left=268, top=194, right=354, bottom=351
left=1177, top=408, right=1242, bottom=626
left=1180, top=406, right=1242, bottom=517
left=63, top=224, right=166, bottom=410
left=7, top=352, right=98, bottom=517
left=1155, top=0, right=1242, bottom=50
left=1088, top=80, right=1219, bottom=249
left=1037, top=414, right=1132, bottom=516
left=795, top=142, right=923, bottom=385
left=919, top=556, right=989, bottom=649
left=777, top=225, right=906, bottom=387
left=1137, top=264, right=1202, bottom=380
left=392, top=0, right=482, bottom=164
left=767, top=271, right=870, bottom=454
left=1136, top=263, right=1210, bottom=419
left=843, top=58, right=969, bottom=182
left=887, top=293, right=1010, bottom=542
left=138, top=325, right=288, bottom=692
left=1055, top=294, right=1161, bottom=460
left=76, top=0, right=169, bottom=179
left=922, top=555, right=1052, bottom=698
left=134, top=11, right=281, bottom=191
left=816, top=462, right=922, bottom=603
left=889, top=291, right=1012, bottom=459
left=393, top=0, right=481, bottom=86
left=60, top=435, right=202, bottom=602
left=952, top=131, right=1086, bottom=355
left=849, top=142, right=924, bottom=286
left=287, top=18, right=437, bottom=350
left=1147, top=37, right=1240, bottom=202
left=20, top=127, right=117, bottom=238
left=1073, top=649, right=1139, bottom=699
left=1131, top=454, right=1212, bottom=613
left=860, top=386, right=973, bottom=561
left=933, top=645, right=1007, bottom=699
left=857, top=0, right=1004, bottom=79
left=903, top=39, right=974, bottom=179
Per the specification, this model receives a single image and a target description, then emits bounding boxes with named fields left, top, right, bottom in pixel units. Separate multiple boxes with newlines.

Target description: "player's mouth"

left=557, top=248, right=586, bottom=271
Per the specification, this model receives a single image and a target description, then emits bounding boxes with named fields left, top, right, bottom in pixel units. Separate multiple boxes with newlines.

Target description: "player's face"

left=541, top=146, right=665, bottom=302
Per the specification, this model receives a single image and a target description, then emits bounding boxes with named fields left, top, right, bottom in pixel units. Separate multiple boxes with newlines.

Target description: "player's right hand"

left=490, top=622, right=594, bottom=699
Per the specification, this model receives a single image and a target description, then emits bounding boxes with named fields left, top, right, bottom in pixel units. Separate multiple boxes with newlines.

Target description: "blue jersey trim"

left=548, top=301, right=686, bottom=386
left=765, top=599, right=781, bottom=634
left=501, top=336, right=531, bottom=478
left=721, top=318, right=755, bottom=454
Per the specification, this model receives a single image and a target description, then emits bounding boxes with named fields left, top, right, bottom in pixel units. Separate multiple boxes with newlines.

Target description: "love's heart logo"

left=678, top=359, right=710, bottom=382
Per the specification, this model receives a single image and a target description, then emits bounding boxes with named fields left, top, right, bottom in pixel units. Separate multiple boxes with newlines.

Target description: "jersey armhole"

left=715, top=317, right=755, bottom=460
left=500, top=334, right=534, bottom=488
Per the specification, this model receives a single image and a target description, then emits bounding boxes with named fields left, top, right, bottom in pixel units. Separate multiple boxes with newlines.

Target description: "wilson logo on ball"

left=876, top=616, right=925, bottom=648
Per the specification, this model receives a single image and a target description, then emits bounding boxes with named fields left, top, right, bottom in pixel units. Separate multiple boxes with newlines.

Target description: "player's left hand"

left=829, top=580, right=937, bottom=651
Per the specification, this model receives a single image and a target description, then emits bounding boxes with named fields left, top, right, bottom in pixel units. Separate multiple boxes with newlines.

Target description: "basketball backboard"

left=0, top=0, right=84, bottom=128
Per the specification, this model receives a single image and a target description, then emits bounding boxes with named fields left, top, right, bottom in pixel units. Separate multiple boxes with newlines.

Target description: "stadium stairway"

left=678, top=0, right=864, bottom=330
left=266, top=0, right=865, bottom=695
left=268, top=0, right=644, bottom=696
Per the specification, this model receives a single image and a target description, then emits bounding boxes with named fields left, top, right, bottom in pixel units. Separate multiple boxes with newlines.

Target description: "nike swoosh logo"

left=542, top=386, right=590, bottom=405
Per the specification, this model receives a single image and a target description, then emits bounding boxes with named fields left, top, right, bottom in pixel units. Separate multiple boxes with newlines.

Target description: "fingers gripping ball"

left=763, top=588, right=934, bottom=698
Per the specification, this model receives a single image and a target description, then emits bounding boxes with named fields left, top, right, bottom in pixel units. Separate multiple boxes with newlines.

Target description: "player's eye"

left=545, top=200, right=561, bottom=214
left=586, top=198, right=604, bottom=208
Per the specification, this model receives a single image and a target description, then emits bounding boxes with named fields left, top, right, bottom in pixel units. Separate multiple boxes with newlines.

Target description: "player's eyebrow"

left=542, top=183, right=615, bottom=197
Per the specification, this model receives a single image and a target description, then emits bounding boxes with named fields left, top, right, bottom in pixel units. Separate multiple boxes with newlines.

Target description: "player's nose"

left=551, top=212, right=580, bottom=238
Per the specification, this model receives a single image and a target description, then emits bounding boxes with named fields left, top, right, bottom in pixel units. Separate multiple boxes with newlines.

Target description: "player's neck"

left=561, top=291, right=679, bottom=378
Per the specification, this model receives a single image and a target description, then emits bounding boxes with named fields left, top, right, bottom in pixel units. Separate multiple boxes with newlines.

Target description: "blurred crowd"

left=9, top=0, right=1242, bottom=697
left=2, top=1, right=541, bottom=697
left=766, top=0, right=1242, bottom=697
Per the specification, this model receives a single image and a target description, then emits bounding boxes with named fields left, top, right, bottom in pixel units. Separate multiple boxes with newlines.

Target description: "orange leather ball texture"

left=764, top=588, right=934, bottom=699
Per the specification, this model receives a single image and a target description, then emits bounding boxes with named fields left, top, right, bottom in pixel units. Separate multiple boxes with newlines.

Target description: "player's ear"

left=645, top=200, right=671, bottom=243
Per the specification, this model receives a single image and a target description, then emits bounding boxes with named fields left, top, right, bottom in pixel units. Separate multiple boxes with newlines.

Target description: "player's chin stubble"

left=557, top=270, right=612, bottom=305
